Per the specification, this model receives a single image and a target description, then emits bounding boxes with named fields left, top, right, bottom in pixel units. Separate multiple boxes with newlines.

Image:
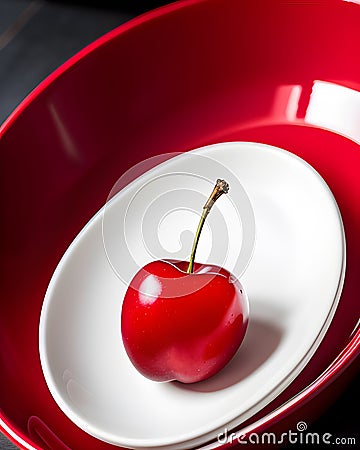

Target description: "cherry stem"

left=187, top=179, right=229, bottom=274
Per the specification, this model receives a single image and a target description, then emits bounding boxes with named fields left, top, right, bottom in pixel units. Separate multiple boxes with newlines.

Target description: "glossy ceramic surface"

left=1, top=0, right=359, bottom=449
left=39, top=143, right=345, bottom=448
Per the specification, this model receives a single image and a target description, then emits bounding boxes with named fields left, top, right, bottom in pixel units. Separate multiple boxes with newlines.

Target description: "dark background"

left=0, top=0, right=358, bottom=448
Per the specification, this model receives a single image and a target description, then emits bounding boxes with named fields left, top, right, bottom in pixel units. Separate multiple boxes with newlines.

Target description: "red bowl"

left=1, top=0, right=359, bottom=448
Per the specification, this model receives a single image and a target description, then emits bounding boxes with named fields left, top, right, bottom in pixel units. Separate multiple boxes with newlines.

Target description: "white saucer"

left=39, top=142, right=345, bottom=449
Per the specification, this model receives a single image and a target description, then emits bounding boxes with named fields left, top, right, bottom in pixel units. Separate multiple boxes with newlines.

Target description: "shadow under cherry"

left=173, top=317, right=283, bottom=393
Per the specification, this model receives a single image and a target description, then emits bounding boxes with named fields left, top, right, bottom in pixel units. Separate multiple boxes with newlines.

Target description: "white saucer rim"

left=39, top=141, right=346, bottom=449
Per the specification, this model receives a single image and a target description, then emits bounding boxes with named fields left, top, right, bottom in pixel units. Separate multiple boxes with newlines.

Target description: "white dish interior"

left=39, top=142, right=345, bottom=449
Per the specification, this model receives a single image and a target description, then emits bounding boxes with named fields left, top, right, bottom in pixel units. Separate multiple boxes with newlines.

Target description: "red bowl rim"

left=0, top=0, right=201, bottom=137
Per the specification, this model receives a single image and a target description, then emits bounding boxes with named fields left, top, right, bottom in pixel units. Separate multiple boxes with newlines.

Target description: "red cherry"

left=121, top=180, right=249, bottom=383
